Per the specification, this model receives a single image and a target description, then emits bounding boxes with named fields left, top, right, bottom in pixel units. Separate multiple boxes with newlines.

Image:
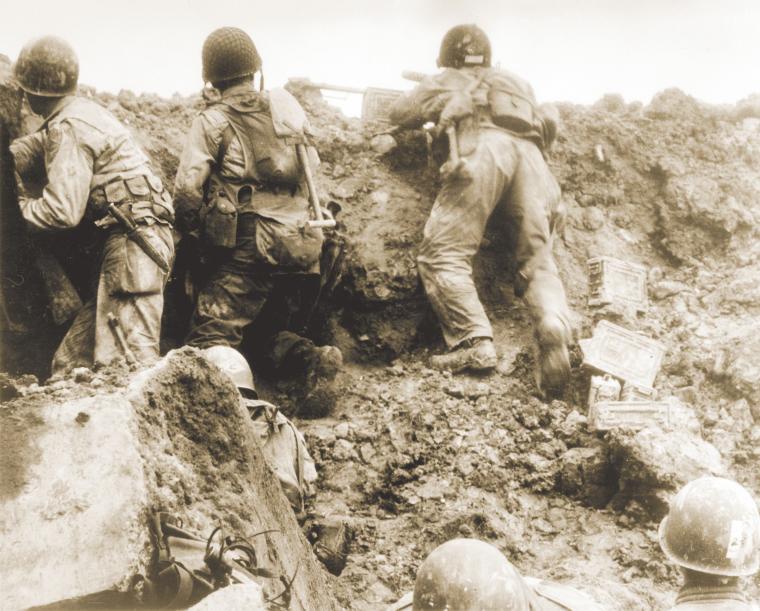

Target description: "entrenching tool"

left=296, top=143, right=335, bottom=229
left=107, top=312, right=137, bottom=365
left=268, top=88, right=336, bottom=229
left=107, top=204, right=170, bottom=273
left=402, top=70, right=484, bottom=182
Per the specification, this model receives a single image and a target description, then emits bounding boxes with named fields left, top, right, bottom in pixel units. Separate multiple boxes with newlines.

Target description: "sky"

left=2, top=0, right=759, bottom=112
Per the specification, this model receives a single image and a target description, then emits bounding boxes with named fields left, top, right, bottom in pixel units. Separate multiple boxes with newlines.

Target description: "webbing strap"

left=157, top=562, right=196, bottom=608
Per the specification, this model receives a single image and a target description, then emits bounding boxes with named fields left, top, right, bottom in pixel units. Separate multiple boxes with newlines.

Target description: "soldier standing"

left=11, top=36, right=174, bottom=374
left=659, top=477, right=760, bottom=610
left=174, top=27, right=341, bottom=414
left=389, top=24, right=573, bottom=397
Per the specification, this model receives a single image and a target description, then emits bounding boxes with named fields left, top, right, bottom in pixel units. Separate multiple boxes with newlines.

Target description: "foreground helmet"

left=202, top=27, right=262, bottom=84
left=437, top=24, right=492, bottom=69
left=413, top=538, right=534, bottom=610
left=659, top=476, right=760, bottom=576
left=14, top=36, right=79, bottom=97
left=203, top=345, right=256, bottom=396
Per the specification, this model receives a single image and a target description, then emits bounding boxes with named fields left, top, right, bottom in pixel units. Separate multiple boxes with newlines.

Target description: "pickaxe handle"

left=296, top=143, right=335, bottom=229
left=446, top=126, right=459, bottom=163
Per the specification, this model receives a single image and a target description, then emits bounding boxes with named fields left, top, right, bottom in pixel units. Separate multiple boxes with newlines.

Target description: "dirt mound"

left=2, top=57, right=760, bottom=609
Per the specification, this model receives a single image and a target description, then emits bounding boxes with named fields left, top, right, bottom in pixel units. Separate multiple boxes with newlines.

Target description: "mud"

left=1, top=51, right=760, bottom=609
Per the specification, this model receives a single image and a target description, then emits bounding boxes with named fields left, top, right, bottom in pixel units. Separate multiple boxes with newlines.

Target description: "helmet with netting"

left=202, top=27, right=262, bottom=84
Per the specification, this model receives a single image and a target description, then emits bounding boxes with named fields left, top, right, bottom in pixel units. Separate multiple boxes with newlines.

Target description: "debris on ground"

left=2, top=51, right=760, bottom=609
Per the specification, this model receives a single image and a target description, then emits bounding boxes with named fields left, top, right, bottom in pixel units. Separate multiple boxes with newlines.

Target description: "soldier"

left=202, top=345, right=317, bottom=514
left=390, top=538, right=603, bottom=610
left=11, top=36, right=174, bottom=374
left=174, top=27, right=341, bottom=415
left=659, top=477, right=760, bottom=610
left=389, top=24, right=573, bottom=397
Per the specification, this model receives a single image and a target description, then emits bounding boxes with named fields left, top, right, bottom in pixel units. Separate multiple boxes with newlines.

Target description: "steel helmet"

left=412, top=538, right=535, bottom=610
left=203, top=345, right=256, bottom=396
left=659, top=476, right=760, bottom=576
left=202, top=27, right=262, bottom=84
left=14, top=36, right=79, bottom=97
left=437, top=24, right=492, bottom=69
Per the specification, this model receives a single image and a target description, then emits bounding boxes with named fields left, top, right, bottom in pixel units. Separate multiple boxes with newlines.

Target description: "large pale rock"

left=1, top=395, right=150, bottom=610
left=0, top=348, right=338, bottom=610
left=189, top=584, right=266, bottom=611
left=606, top=427, right=725, bottom=520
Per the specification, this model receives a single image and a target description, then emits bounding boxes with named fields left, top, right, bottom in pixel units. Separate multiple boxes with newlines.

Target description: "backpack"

left=134, top=512, right=295, bottom=609
left=246, top=399, right=317, bottom=514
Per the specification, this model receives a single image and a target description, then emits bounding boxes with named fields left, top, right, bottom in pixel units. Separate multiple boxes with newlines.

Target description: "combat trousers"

left=186, top=214, right=321, bottom=363
left=417, top=127, right=571, bottom=348
left=52, top=222, right=173, bottom=374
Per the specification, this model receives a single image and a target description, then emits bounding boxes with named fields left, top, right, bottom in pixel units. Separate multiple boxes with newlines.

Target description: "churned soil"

left=2, top=51, right=760, bottom=608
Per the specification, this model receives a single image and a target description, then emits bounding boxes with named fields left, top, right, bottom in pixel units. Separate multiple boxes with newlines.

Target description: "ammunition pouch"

left=201, top=181, right=240, bottom=249
left=488, top=85, right=536, bottom=134
left=89, top=174, right=174, bottom=225
left=251, top=191, right=324, bottom=271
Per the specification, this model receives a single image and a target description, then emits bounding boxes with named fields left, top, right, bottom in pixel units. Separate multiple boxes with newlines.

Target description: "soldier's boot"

left=534, top=315, right=571, bottom=398
left=298, top=344, right=343, bottom=418
left=430, top=337, right=497, bottom=373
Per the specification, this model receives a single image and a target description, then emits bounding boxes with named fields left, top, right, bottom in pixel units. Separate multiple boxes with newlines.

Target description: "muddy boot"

left=430, top=338, right=497, bottom=373
left=305, top=516, right=351, bottom=576
left=298, top=344, right=343, bottom=418
left=534, top=316, right=571, bottom=398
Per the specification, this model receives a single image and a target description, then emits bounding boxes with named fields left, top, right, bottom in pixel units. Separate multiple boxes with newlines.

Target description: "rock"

left=651, top=280, right=689, bottom=301
left=557, top=410, right=588, bottom=445
left=369, top=189, right=390, bottom=208
left=370, top=134, right=397, bottom=155
left=331, top=176, right=365, bottom=199
left=722, top=338, right=760, bottom=405
left=444, top=381, right=465, bottom=398
left=333, top=439, right=357, bottom=461
left=71, top=367, right=94, bottom=383
left=1, top=349, right=338, bottom=610
left=1, top=394, right=150, bottom=610
left=728, top=398, right=754, bottom=431
left=607, top=427, right=725, bottom=520
left=582, top=206, right=605, bottom=230
left=334, top=422, right=350, bottom=439
left=189, top=584, right=266, bottom=610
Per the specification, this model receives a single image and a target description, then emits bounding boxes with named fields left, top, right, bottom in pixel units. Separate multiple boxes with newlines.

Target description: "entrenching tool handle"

left=296, top=143, right=335, bottom=229
left=445, top=126, right=460, bottom=163
left=401, top=71, right=425, bottom=83
left=107, top=312, right=137, bottom=365
left=108, top=204, right=171, bottom=273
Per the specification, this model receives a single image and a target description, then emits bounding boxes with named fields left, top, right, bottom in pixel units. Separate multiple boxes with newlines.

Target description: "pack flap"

left=269, top=88, right=309, bottom=138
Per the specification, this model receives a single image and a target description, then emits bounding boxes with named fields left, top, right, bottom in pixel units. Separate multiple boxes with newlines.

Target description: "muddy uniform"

left=174, top=83, right=322, bottom=361
left=11, top=96, right=174, bottom=373
left=669, top=586, right=758, bottom=610
left=389, top=67, right=571, bottom=351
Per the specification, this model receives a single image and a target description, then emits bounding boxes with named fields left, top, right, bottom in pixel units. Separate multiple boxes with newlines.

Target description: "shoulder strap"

left=217, top=102, right=260, bottom=179
left=217, top=123, right=235, bottom=170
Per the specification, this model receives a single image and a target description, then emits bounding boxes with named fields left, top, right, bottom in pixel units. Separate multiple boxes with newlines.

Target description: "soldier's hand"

left=10, top=132, right=46, bottom=182
left=439, top=92, right=474, bottom=128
